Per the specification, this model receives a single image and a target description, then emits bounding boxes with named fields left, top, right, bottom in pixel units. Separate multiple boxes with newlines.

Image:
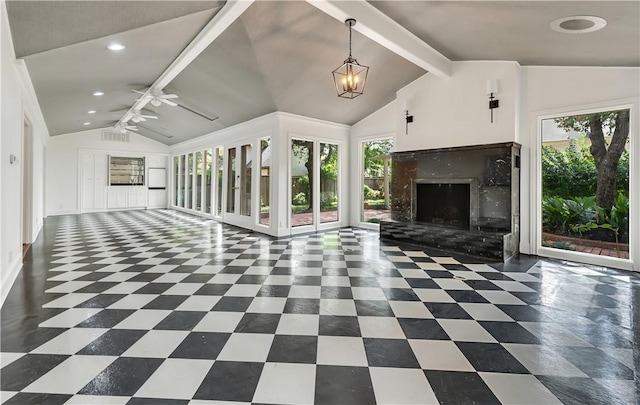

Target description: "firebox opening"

left=416, top=183, right=470, bottom=229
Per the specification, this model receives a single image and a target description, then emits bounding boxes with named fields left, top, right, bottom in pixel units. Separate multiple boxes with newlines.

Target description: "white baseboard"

left=1, top=255, right=23, bottom=306
left=47, top=209, right=79, bottom=216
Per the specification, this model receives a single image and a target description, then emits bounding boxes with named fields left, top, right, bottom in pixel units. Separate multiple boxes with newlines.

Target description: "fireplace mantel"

left=380, top=142, right=521, bottom=260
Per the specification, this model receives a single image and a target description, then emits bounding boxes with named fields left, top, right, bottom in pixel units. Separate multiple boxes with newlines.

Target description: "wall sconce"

left=403, top=100, right=413, bottom=134
left=486, top=79, right=499, bottom=123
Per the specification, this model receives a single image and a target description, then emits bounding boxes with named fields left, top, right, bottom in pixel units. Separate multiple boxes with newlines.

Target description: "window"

left=227, top=148, right=236, bottom=213
left=320, top=143, right=339, bottom=223
left=205, top=149, right=212, bottom=214
left=361, top=139, right=393, bottom=223
left=291, top=139, right=313, bottom=227
left=260, top=138, right=270, bottom=226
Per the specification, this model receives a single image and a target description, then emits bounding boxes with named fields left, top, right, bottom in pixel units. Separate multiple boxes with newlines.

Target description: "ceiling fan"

left=132, top=88, right=178, bottom=107
left=129, top=109, right=158, bottom=123
left=113, top=122, right=138, bottom=133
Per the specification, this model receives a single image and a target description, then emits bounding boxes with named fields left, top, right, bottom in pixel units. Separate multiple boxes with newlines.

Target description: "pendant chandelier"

left=332, top=18, right=369, bottom=99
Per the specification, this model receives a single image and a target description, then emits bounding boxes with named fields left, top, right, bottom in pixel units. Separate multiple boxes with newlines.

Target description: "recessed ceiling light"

left=550, top=16, right=607, bottom=34
left=93, top=91, right=104, bottom=96
left=87, top=110, right=96, bottom=114
left=83, top=122, right=91, bottom=126
left=107, top=43, right=125, bottom=51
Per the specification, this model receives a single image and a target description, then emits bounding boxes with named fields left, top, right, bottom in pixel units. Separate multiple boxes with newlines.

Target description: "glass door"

left=290, top=138, right=340, bottom=234
left=223, top=143, right=255, bottom=229
left=538, top=106, right=633, bottom=268
left=360, top=138, right=393, bottom=226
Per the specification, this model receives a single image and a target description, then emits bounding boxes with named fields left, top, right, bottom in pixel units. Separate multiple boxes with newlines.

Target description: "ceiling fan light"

left=151, top=98, right=162, bottom=107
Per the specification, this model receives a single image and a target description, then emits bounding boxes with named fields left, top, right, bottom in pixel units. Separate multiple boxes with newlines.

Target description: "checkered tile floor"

left=1, top=210, right=637, bottom=404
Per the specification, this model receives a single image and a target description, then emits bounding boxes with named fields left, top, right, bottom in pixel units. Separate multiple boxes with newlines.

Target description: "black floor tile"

left=405, top=278, right=440, bottom=289
left=537, top=375, right=629, bottom=405
left=320, top=286, right=353, bottom=299
left=75, top=294, right=127, bottom=308
left=79, top=357, right=164, bottom=396
left=3, top=393, right=71, bottom=405
left=424, top=303, right=473, bottom=319
left=479, top=321, right=541, bottom=344
left=234, top=313, right=281, bottom=333
left=446, top=290, right=490, bottom=303
left=283, top=298, right=321, bottom=314
left=455, top=342, right=529, bottom=374
left=552, top=346, right=634, bottom=379
left=354, top=300, right=394, bottom=317
left=257, top=285, right=291, bottom=297
left=398, top=318, right=450, bottom=340
left=211, top=297, right=254, bottom=312
left=314, top=365, right=376, bottom=405
left=143, top=295, right=188, bottom=310
left=0, top=354, right=69, bottom=391
left=127, top=398, right=189, bottom=405
left=192, top=361, right=263, bottom=402
left=319, top=315, right=361, bottom=337
left=169, top=332, right=230, bottom=359
left=134, top=283, right=174, bottom=294
left=77, top=309, right=135, bottom=328
left=363, top=338, right=420, bottom=368
left=425, top=370, right=501, bottom=405
left=267, top=335, right=318, bottom=364
left=153, top=311, right=206, bottom=330
left=77, top=329, right=147, bottom=355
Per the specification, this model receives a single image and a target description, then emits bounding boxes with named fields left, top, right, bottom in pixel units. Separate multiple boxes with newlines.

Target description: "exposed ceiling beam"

left=306, top=0, right=451, bottom=79
left=118, top=0, right=254, bottom=128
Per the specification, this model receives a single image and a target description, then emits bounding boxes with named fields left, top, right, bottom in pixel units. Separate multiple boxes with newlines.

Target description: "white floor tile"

left=480, top=372, right=563, bottom=404
left=370, top=367, right=439, bottom=405
left=31, top=328, right=109, bottom=354
left=224, top=284, right=262, bottom=297
left=437, top=319, right=497, bottom=342
left=134, top=358, right=214, bottom=399
left=193, top=312, right=244, bottom=333
left=252, top=363, right=316, bottom=404
left=207, top=274, right=241, bottom=284
left=317, top=336, right=368, bottom=366
left=351, top=287, right=387, bottom=300
left=102, top=282, right=149, bottom=294
left=162, top=283, right=204, bottom=295
left=122, top=330, right=189, bottom=358
left=358, top=316, right=405, bottom=338
left=42, top=293, right=97, bottom=308
left=38, top=308, right=103, bottom=328
left=47, top=271, right=91, bottom=281
left=176, top=296, right=221, bottom=312
left=320, top=276, right=350, bottom=287
left=414, top=289, right=455, bottom=303
left=409, top=340, right=475, bottom=371
left=44, top=281, right=94, bottom=294
left=0, top=352, right=25, bottom=368
left=288, top=285, right=321, bottom=299
left=397, top=269, right=431, bottom=279
left=491, top=280, right=536, bottom=292
left=247, top=297, right=287, bottom=314
left=98, top=272, right=138, bottom=282
left=319, top=299, right=357, bottom=316
left=459, top=303, right=513, bottom=321
left=434, top=279, right=473, bottom=290
left=264, top=275, right=295, bottom=285
left=113, top=309, right=171, bottom=330
left=389, top=301, right=433, bottom=319
left=107, top=294, right=158, bottom=310
left=152, top=273, right=190, bottom=283
left=217, top=333, right=274, bottom=362
left=478, top=291, right=527, bottom=305
left=502, top=344, right=589, bottom=377
left=276, top=314, right=319, bottom=336
left=23, top=355, right=116, bottom=394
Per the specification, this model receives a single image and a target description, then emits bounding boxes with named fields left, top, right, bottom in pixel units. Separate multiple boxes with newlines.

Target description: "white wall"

left=349, top=101, right=396, bottom=227
left=1, top=2, right=49, bottom=304
left=395, top=61, right=521, bottom=152
left=46, top=129, right=169, bottom=216
left=520, top=66, right=640, bottom=262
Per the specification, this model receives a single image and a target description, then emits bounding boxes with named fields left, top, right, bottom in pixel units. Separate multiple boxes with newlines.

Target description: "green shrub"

left=363, top=185, right=382, bottom=200
left=292, top=192, right=307, bottom=206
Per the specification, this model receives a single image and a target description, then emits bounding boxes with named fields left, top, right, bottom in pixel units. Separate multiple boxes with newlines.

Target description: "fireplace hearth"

left=380, top=142, right=520, bottom=261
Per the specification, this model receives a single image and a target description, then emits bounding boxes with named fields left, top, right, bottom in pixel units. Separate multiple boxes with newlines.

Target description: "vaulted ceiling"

left=6, top=1, right=639, bottom=145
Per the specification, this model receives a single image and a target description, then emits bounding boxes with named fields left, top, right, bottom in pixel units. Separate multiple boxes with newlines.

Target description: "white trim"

left=0, top=256, right=23, bottom=306
left=46, top=209, right=80, bottom=216
left=531, top=97, right=639, bottom=271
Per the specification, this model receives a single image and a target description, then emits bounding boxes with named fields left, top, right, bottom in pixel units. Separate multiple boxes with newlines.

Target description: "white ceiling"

left=6, top=1, right=639, bottom=145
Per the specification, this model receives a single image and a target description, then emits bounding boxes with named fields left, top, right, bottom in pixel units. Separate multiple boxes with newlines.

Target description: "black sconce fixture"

left=486, top=79, right=499, bottom=123
left=403, top=100, right=413, bottom=134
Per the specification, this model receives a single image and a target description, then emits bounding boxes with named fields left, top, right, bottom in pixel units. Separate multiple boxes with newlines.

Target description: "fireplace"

left=380, top=142, right=521, bottom=261
left=416, top=183, right=470, bottom=229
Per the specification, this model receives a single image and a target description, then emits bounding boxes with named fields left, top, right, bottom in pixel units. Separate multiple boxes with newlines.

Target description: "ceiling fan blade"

left=163, top=94, right=178, bottom=99
left=141, top=115, right=158, bottom=119
left=161, top=99, right=178, bottom=107
left=131, top=89, right=148, bottom=95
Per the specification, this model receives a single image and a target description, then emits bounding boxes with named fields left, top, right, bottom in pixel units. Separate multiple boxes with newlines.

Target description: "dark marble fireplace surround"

left=380, top=142, right=521, bottom=260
